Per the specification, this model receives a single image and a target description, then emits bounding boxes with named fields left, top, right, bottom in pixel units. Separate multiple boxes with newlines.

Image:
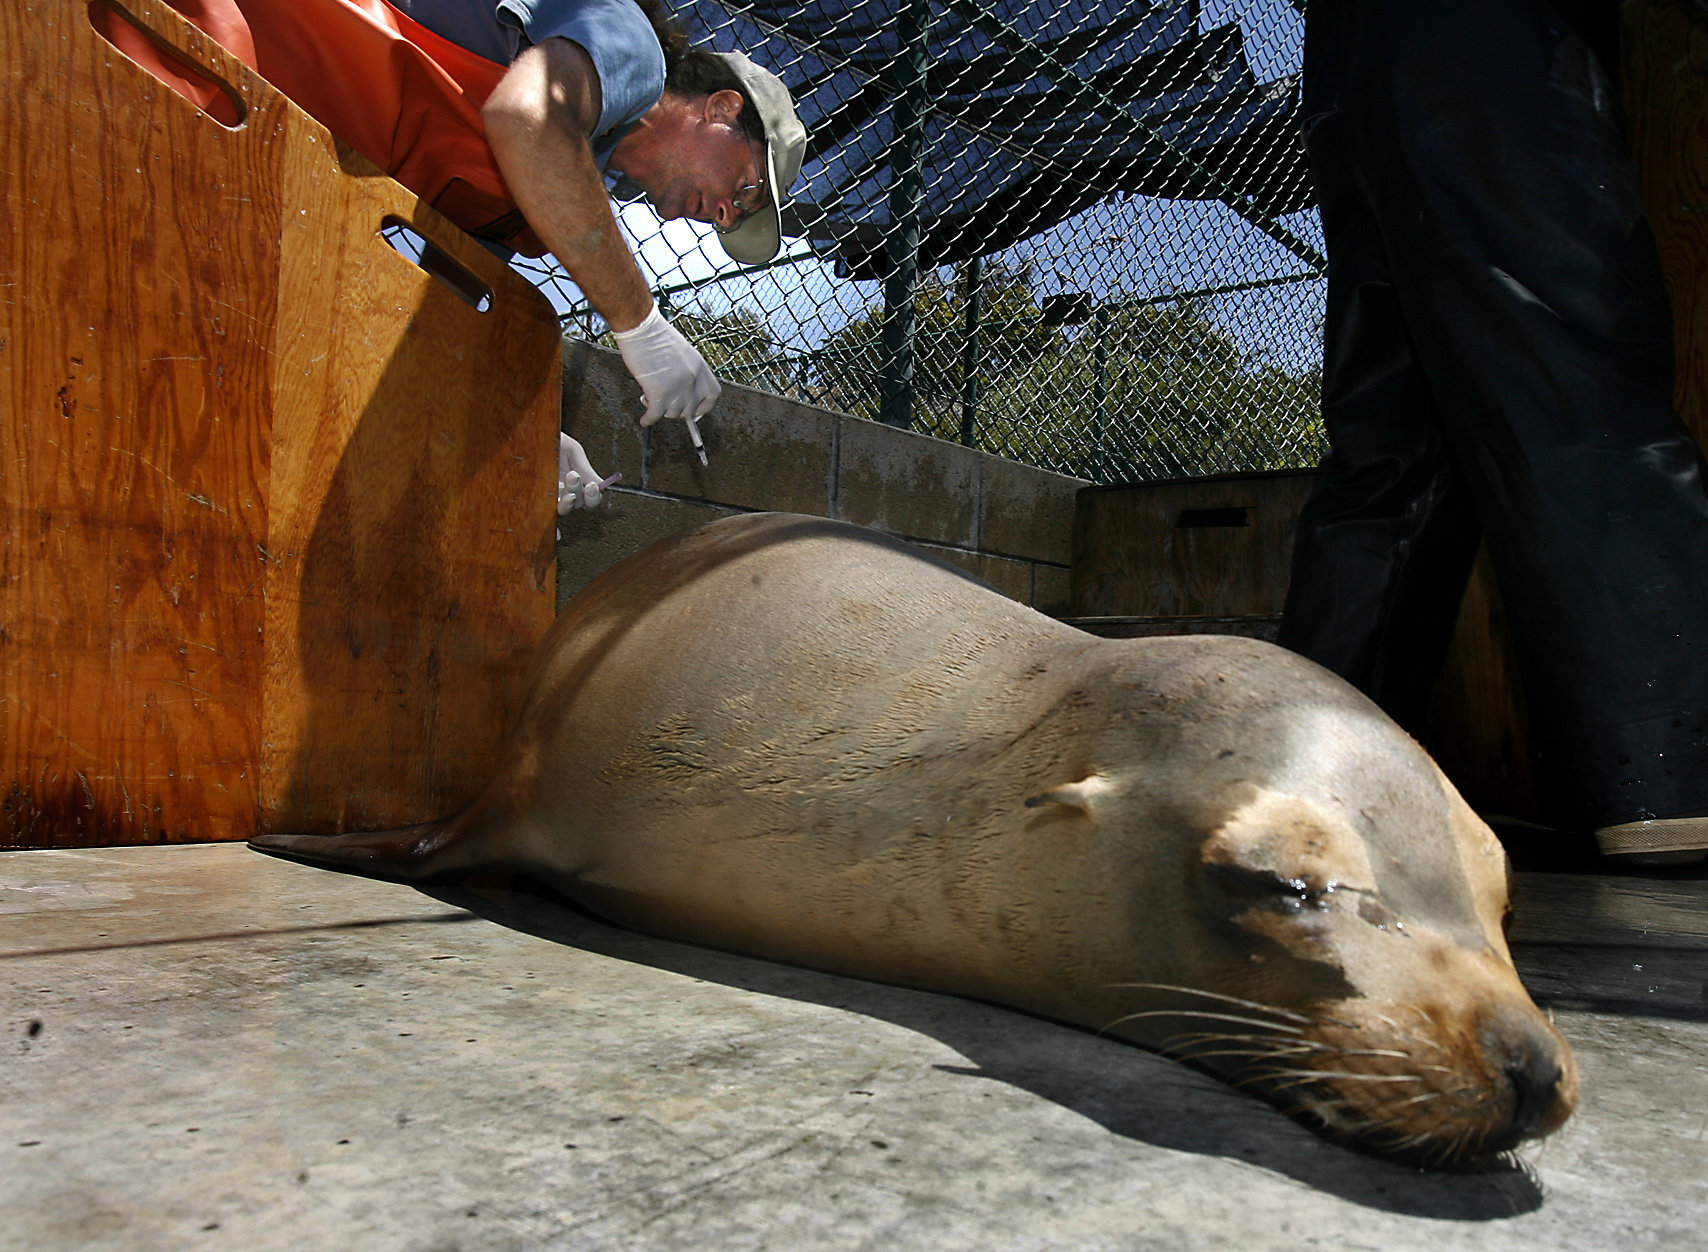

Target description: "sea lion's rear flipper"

left=249, top=823, right=464, bottom=885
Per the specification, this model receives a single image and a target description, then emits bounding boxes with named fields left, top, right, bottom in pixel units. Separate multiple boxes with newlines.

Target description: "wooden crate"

left=1, top=0, right=562, bottom=846
left=1068, top=469, right=1316, bottom=632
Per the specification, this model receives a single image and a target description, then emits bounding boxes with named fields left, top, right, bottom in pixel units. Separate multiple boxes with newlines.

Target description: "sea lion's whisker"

left=1191, top=1034, right=1421, bottom=1065
left=1103, top=983, right=1315, bottom=1025
left=1175, top=1038, right=1318, bottom=1052
left=1346, top=1099, right=1447, bottom=1137
left=1391, top=1130, right=1439, bottom=1156
left=1394, top=1090, right=1444, bottom=1108
left=1158, top=1030, right=1323, bottom=1053
left=1373, top=1009, right=1445, bottom=1042
left=1269, top=1092, right=1361, bottom=1124
left=1148, top=1034, right=1279, bottom=1065
left=1438, top=1119, right=1488, bottom=1167
left=1261, top=1069, right=1427, bottom=1090
left=1433, top=1126, right=1475, bottom=1168
left=1099, top=1009, right=1307, bottom=1037
left=1168, top=1044, right=1318, bottom=1065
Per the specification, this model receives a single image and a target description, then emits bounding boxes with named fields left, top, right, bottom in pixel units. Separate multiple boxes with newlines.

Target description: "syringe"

left=685, top=416, right=709, bottom=466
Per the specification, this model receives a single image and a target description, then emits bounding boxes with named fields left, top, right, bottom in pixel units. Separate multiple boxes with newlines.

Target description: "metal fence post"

left=878, top=0, right=932, bottom=430
left=1092, top=304, right=1110, bottom=481
left=958, top=254, right=983, bottom=446
left=532, top=1, right=1329, bottom=483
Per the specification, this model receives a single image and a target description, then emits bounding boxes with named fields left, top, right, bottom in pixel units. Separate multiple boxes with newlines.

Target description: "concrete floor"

left=2, top=844, right=1704, bottom=1252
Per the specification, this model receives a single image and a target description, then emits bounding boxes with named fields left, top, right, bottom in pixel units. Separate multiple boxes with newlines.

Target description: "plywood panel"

left=0, top=0, right=280, bottom=843
left=1069, top=470, right=1317, bottom=618
left=261, top=140, right=561, bottom=833
left=1624, top=0, right=1708, bottom=451
left=1422, top=551, right=1540, bottom=821
left=1, top=0, right=560, bottom=845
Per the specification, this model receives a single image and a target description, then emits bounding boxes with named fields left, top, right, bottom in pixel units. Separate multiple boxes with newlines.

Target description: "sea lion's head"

left=1047, top=644, right=1578, bottom=1166
left=1178, top=780, right=1576, bottom=1166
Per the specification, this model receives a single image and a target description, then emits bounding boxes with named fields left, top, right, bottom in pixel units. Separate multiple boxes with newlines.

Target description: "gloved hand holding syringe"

left=613, top=300, right=716, bottom=467
left=558, top=433, right=621, bottom=514
left=560, top=298, right=713, bottom=520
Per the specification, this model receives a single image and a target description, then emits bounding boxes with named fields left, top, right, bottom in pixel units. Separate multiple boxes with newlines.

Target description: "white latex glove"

left=610, top=301, right=721, bottom=426
left=557, top=433, right=611, bottom=513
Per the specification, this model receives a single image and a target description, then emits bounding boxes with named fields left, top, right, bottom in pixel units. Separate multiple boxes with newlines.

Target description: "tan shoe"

left=1595, top=814, right=1708, bottom=865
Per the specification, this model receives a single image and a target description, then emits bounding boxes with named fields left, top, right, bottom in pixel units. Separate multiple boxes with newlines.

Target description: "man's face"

left=641, top=90, right=767, bottom=232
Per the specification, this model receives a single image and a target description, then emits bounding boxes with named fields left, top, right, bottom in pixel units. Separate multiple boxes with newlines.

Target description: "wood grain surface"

left=1624, top=0, right=1708, bottom=450
left=1069, top=471, right=1317, bottom=619
left=2, top=0, right=560, bottom=846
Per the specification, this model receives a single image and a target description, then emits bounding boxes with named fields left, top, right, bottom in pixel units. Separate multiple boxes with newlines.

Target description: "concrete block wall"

left=556, top=341, right=1088, bottom=613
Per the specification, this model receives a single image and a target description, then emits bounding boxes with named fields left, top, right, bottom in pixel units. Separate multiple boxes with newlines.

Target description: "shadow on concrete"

left=418, top=877, right=1549, bottom=1222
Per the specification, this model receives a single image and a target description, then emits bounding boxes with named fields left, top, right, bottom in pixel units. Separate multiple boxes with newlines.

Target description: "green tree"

left=813, top=275, right=1322, bottom=483
left=812, top=261, right=1060, bottom=434
left=983, top=298, right=1324, bottom=481
left=673, top=305, right=792, bottom=394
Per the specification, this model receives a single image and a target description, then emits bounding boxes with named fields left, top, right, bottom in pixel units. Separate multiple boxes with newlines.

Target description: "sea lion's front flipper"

left=249, top=823, right=465, bottom=885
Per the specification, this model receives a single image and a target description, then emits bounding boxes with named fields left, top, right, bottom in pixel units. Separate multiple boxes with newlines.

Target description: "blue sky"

left=511, top=0, right=1324, bottom=379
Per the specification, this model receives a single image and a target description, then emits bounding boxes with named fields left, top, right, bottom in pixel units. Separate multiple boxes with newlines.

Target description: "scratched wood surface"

left=1, top=0, right=560, bottom=846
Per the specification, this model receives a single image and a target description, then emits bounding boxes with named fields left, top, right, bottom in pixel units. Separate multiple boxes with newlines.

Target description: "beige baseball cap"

left=713, top=51, right=807, bottom=265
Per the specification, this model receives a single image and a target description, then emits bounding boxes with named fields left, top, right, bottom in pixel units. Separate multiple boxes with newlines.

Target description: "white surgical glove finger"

left=693, top=375, right=721, bottom=418
left=561, top=433, right=599, bottom=485
left=557, top=433, right=608, bottom=513
left=611, top=302, right=720, bottom=428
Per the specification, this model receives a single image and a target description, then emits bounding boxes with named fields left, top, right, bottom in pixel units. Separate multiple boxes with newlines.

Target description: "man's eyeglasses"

left=715, top=180, right=769, bottom=235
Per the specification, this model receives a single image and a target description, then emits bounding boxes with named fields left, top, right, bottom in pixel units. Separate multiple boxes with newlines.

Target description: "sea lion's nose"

left=1480, top=1005, right=1579, bottom=1146
left=1503, top=1050, right=1567, bottom=1142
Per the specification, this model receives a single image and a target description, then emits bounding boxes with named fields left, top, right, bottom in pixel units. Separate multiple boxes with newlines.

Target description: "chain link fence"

left=517, top=0, right=1327, bottom=485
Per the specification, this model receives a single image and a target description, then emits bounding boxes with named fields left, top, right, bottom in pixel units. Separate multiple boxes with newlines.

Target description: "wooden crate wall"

left=1, top=0, right=562, bottom=845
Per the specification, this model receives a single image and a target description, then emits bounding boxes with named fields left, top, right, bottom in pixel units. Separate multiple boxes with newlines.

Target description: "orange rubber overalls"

left=93, top=0, right=547, bottom=254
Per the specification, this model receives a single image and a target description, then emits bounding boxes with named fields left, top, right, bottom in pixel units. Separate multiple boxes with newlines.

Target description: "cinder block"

left=917, top=541, right=982, bottom=581
left=974, top=553, right=1036, bottom=604
left=914, top=543, right=1032, bottom=604
left=648, top=381, right=836, bottom=516
left=837, top=416, right=980, bottom=547
left=982, top=454, right=1088, bottom=565
left=1031, top=563, right=1073, bottom=616
left=561, top=340, right=646, bottom=490
left=555, top=491, right=737, bottom=610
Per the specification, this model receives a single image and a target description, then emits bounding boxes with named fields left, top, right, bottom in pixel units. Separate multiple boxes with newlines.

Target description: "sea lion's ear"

left=1024, top=774, right=1114, bottom=813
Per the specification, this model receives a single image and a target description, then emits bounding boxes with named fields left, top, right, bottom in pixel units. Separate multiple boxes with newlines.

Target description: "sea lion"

left=252, top=512, right=1576, bottom=1166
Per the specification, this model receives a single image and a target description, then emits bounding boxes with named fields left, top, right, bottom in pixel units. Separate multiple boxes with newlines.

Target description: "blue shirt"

left=393, top=0, right=666, bottom=167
